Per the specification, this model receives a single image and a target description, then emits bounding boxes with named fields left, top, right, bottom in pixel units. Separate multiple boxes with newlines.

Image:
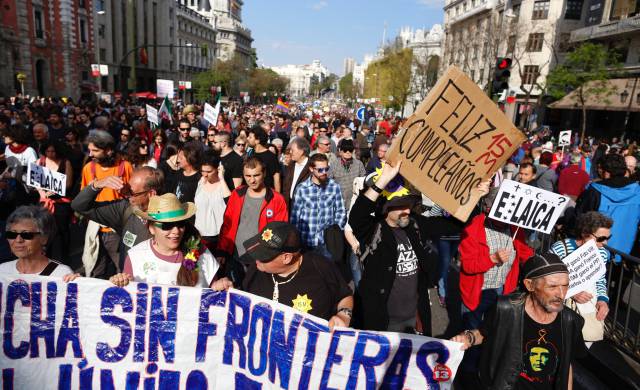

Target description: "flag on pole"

left=158, top=96, right=173, bottom=124
left=276, top=97, right=289, bottom=112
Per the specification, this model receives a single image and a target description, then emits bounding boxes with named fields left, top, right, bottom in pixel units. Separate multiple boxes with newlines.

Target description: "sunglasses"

left=140, top=144, right=148, bottom=148
left=314, top=167, right=329, bottom=173
left=236, top=143, right=246, bottom=147
left=341, top=148, right=354, bottom=153
left=592, top=234, right=612, bottom=243
left=120, top=185, right=149, bottom=198
left=6, top=231, right=41, bottom=240
left=208, top=133, right=216, bottom=137
left=153, top=220, right=188, bottom=231
left=179, top=128, right=190, bottom=132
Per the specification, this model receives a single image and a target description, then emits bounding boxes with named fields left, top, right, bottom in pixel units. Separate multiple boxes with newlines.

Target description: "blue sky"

left=243, top=0, right=445, bottom=75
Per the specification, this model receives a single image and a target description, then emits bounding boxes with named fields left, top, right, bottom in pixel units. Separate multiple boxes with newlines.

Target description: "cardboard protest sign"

left=0, top=275, right=465, bottom=389
left=488, top=179, right=569, bottom=234
left=204, top=101, right=220, bottom=125
left=387, top=66, right=526, bottom=222
left=558, top=130, right=571, bottom=146
left=26, top=162, right=67, bottom=196
left=146, top=104, right=158, bottom=126
left=561, top=240, right=606, bottom=298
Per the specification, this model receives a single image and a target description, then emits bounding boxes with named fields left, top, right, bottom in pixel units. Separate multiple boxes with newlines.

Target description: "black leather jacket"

left=479, top=293, right=587, bottom=390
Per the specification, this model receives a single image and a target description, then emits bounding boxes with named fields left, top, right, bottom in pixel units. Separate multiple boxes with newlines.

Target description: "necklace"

left=271, top=260, right=302, bottom=303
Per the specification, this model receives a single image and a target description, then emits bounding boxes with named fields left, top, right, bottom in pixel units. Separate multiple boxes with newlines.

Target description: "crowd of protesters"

left=1, top=94, right=640, bottom=389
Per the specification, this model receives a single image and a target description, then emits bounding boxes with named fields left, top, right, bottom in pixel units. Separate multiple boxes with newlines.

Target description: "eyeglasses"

left=120, top=185, right=149, bottom=198
left=314, top=167, right=329, bottom=173
left=153, top=220, right=187, bottom=231
left=140, top=144, right=148, bottom=148
left=208, top=133, right=216, bottom=137
left=179, top=128, right=190, bottom=132
left=319, top=143, right=330, bottom=146
left=6, top=231, right=41, bottom=240
left=236, top=143, right=246, bottom=147
left=592, top=234, right=612, bottom=243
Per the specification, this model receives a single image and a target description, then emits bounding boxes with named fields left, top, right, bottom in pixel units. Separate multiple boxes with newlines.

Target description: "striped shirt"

left=550, top=238, right=609, bottom=302
left=482, top=221, right=516, bottom=289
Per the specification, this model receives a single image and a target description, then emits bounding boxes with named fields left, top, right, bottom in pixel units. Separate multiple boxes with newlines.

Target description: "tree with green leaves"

left=241, top=68, right=288, bottom=98
left=193, top=55, right=249, bottom=101
left=364, top=48, right=412, bottom=112
left=339, top=72, right=357, bottom=101
left=546, top=42, right=622, bottom=143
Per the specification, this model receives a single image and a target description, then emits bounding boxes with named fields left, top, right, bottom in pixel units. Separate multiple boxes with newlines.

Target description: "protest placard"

left=26, top=162, right=67, bottom=196
left=146, top=104, right=158, bottom=126
left=156, top=79, right=174, bottom=99
left=204, top=101, right=220, bottom=125
left=561, top=240, right=606, bottom=298
left=0, top=275, right=464, bottom=389
left=488, top=179, right=569, bottom=234
left=387, top=66, right=526, bottom=222
left=558, top=130, right=571, bottom=147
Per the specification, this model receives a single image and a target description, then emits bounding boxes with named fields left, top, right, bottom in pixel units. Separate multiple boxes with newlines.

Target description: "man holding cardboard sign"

left=386, top=66, right=525, bottom=222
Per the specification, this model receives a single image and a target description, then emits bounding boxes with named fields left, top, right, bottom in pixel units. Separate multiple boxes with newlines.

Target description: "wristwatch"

left=370, top=182, right=384, bottom=193
left=337, top=307, right=353, bottom=318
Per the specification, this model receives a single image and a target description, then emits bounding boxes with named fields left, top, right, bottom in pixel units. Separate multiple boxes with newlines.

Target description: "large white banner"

left=26, top=162, right=67, bottom=196
left=0, top=275, right=464, bottom=389
left=156, top=79, right=175, bottom=99
left=489, top=179, right=569, bottom=234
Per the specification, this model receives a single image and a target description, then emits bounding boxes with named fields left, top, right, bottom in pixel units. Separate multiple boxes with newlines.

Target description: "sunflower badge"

left=261, top=228, right=274, bottom=242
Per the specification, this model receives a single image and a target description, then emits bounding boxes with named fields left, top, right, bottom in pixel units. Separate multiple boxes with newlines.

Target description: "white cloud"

left=311, top=1, right=328, bottom=11
left=417, top=0, right=444, bottom=7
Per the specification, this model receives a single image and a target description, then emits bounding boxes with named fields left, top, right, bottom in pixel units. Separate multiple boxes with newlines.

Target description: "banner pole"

left=512, top=226, right=520, bottom=242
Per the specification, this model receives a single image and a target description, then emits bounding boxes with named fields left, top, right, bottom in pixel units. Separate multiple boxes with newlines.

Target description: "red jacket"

left=459, top=213, right=533, bottom=311
left=217, top=186, right=288, bottom=256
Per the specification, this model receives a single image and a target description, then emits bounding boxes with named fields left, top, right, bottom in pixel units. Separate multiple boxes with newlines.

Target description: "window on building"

left=471, top=69, right=475, bottom=81
left=507, top=35, right=516, bottom=54
left=565, top=0, right=583, bottom=19
left=100, top=48, right=106, bottom=60
left=532, top=0, right=550, bottom=20
left=98, top=24, right=105, bottom=38
left=526, top=33, right=544, bottom=52
left=34, top=9, right=44, bottom=39
left=522, top=65, right=539, bottom=85
left=80, top=19, right=87, bottom=43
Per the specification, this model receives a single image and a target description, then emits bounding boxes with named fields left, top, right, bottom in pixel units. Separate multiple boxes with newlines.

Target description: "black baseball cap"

left=239, top=222, right=302, bottom=264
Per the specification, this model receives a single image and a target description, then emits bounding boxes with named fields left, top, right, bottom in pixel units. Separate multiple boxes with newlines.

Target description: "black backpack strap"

left=39, top=262, right=58, bottom=276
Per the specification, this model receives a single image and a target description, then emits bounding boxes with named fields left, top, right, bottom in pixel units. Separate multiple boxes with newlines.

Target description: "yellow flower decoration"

left=184, top=252, right=197, bottom=261
left=291, top=294, right=313, bottom=314
left=261, top=229, right=274, bottom=242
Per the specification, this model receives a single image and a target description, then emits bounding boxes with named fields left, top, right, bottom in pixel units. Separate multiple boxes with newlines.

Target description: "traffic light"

left=492, top=57, right=512, bottom=97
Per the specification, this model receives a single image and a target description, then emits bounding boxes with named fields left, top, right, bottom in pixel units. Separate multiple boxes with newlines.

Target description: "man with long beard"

left=80, top=130, right=133, bottom=278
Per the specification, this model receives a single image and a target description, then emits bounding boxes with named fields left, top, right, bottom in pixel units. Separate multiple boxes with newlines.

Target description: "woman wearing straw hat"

left=108, top=193, right=221, bottom=288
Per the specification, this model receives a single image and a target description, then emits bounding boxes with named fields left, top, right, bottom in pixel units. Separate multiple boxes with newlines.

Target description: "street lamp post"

left=96, top=9, right=105, bottom=95
left=621, top=77, right=638, bottom=142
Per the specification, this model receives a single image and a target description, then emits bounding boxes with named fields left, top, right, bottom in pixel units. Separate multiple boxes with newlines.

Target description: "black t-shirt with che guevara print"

left=515, top=310, right=562, bottom=390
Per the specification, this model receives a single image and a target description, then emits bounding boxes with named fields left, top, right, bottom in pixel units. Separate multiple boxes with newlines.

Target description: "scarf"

left=8, top=144, right=28, bottom=154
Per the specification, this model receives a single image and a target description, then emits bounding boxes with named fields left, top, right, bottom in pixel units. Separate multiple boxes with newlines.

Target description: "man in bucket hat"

left=452, top=253, right=587, bottom=390
left=221, top=221, right=353, bottom=329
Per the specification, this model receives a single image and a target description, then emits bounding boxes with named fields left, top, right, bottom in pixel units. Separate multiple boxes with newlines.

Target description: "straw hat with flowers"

left=133, top=193, right=196, bottom=222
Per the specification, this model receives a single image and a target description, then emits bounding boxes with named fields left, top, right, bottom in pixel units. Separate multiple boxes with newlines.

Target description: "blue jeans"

left=436, top=238, right=459, bottom=298
left=308, top=242, right=333, bottom=260
left=460, top=287, right=503, bottom=373
left=349, top=251, right=362, bottom=289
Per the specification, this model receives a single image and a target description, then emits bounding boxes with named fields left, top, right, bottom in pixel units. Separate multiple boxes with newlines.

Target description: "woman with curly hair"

left=125, top=137, right=157, bottom=169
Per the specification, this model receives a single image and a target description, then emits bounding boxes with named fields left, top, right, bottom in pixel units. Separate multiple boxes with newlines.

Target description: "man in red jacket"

left=457, top=187, right=533, bottom=386
left=217, top=157, right=288, bottom=284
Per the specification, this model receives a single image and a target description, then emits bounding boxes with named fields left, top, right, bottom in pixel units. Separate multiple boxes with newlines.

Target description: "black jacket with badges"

left=479, top=293, right=587, bottom=390
left=348, top=194, right=457, bottom=333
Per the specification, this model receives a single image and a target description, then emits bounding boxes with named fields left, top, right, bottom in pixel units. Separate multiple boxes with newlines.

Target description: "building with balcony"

left=176, top=1, right=217, bottom=102
left=442, top=0, right=583, bottom=126
left=270, top=60, right=330, bottom=97
left=93, top=0, right=177, bottom=96
left=0, top=0, right=96, bottom=98
left=183, top=0, right=252, bottom=66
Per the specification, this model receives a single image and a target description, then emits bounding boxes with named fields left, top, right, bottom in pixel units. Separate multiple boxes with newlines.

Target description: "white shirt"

left=4, top=145, right=38, bottom=181
left=290, top=157, right=308, bottom=198
left=194, top=180, right=227, bottom=236
left=0, top=259, right=73, bottom=277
